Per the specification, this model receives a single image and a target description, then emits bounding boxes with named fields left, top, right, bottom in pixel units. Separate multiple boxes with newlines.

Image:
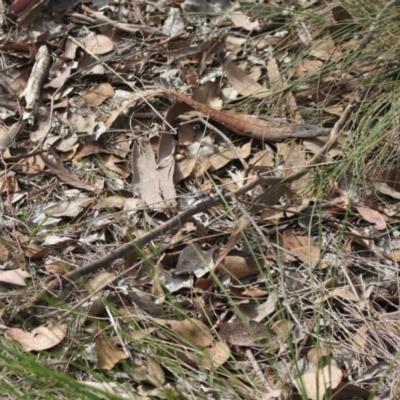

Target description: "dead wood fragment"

left=20, top=45, right=50, bottom=124
left=81, top=5, right=166, bottom=37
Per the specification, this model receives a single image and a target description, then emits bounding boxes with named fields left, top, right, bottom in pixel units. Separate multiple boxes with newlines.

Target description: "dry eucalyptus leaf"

left=218, top=255, right=260, bottom=279
left=6, top=320, right=66, bottom=351
left=224, top=60, right=269, bottom=98
left=94, top=196, right=127, bottom=210
left=0, top=171, right=20, bottom=193
left=83, top=35, right=114, bottom=55
left=356, top=206, right=386, bottom=230
left=231, top=11, right=259, bottom=30
left=176, top=243, right=214, bottom=278
left=0, top=268, right=30, bottom=286
left=0, top=122, right=22, bottom=150
left=295, top=363, right=342, bottom=400
left=44, top=197, right=93, bottom=218
left=88, top=272, right=116, bottom=291
left=80, top=382, right=134, bottom=399
left=281, top=234, right=321, bottom=267
left=143, top=353, right=165, bottom=387
left=95, top=334, right=129, bottom=370
left=82, top=83, right=114, bottom=107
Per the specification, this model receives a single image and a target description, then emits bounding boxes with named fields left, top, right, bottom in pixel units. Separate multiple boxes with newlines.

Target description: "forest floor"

left=0, top=0, right=400, bottom=399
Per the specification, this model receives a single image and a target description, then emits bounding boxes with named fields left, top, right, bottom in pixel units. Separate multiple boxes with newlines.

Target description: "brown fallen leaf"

left=128, top=353, right=165, bottom=387
left=95, top=333, right=129, bottom=370
left=154, top=318, right=230, bottom=369
left=40, top=148, right=95, bottom=191
left=0, top=268, right=30, bottom=286
left=223, top=59, right=270, bottom=98
left=82, top=83, right=114, bottom=107
left=6, top=319, right=66, bottom=351
left=356, top=206, right=386, bottom=230
left=295, top=363, right=343, bottom=400
left=83, top=35, right=114, bottom=55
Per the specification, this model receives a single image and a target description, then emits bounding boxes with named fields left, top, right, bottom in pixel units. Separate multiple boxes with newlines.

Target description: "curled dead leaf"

left=6, top=320, right=66, bottom=351
left=83, top=35, right=114, bottom=55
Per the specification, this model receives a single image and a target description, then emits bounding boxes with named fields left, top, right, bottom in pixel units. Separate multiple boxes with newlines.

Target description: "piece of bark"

left=19, top=45, right=50, bottom=123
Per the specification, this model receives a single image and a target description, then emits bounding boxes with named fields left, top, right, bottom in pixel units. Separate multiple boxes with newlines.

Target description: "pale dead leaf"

left=162, top=7, right=185, bottom=37
left=95, top=334, right=129, bottom=370
left=218, top=255, right=260, bottom=279
left=165, top=318, right=213, bottom=347
left=281, top=234, right=320, bottom=267
left=272, top=319, right=295, bottom=340
left=240, top=286, right=269, bottom=297
left=64, top=38, right=78, bottom=59
left=225, top=36, right=246, bottom=54
left=307, top=347, right=331, bottom=363
left=354, top=325, right=368, bottom=350
left=128, top=353, right=165, bottom=387
left=203, top=141, right=251, bottom=172
left=356, top=206, right=386, bottom=230
left=201, top=340, right=230, bottom=370
left=324, top=106, right=344, bottom=116
left=310, top=36, right=341, bottom=60
left=132, top=139, right=176, bottom=209
left=88, top=272, right=116, bottom=291
left=262, top=390, right=283, bottom=400
left=223, top=60, right=270, bottom=98
left=0, top=268, right=30, bottom=286
left=99, top=154, right=130, bottom=178
left=374, top=181, right=400, bottom=200
left=157, top=133, right=177, bottom=209
left=294, top=60, right=323, bottom=78
left=295, top=364, right=342, bottom=400
left=6, top=320, right=66, bottom=351
left=330, top=286, right=360, bottom=302
left=176, top=243, right=214, bottom=278
left=0, top=171, right=19, bottom=193
left=231, top=11, right=259, bottom=31
left=82, top=83, right=114, bottom=107
left=156, top=317, right=229, bottom=369
left=80, top=382, right=133, bottom=399
left=44, top=197, right=93, bottom=218
left=83, top=35, right=114, bottom=55
left=0, top=121, right=21, bottom=150
left=45, top=66, right=72, bottom=89
left=174, top=157, right=196, bottom=183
